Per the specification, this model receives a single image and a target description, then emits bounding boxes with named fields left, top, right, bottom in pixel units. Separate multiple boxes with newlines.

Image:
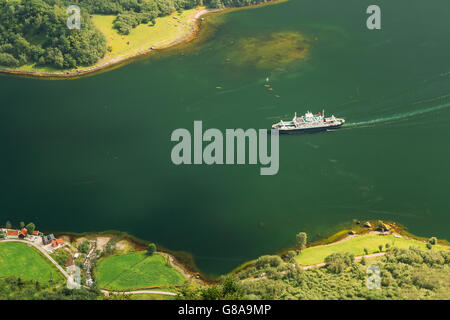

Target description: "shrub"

left=284, top=251, right=296, bottom=263
left=147, top=243, right=157, bottom=255
left=78, top=240, right=90, bottom=254
left=325, top=253, right=354, bottom=274
left=0, top=53, right=19, bottom=67
left=255, top=255, right=283, bottom=269
left=53, top=249, right=70, bottom=266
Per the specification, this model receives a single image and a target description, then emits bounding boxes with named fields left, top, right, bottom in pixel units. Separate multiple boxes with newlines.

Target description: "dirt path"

left=101, top=289, right=176, bottom=297
left=245, top=252, right=388, bottom=282
left=301, top=252, right=386, bottom=270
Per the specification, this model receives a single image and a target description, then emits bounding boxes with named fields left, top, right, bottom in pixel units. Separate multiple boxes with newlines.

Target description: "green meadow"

left=296, top=234, right=449, bottom=266
left=0, top=242, right=63, bottom=282
left=92, top=7, right=202, bottom=62
left=96, top=252, right=186, bottom=290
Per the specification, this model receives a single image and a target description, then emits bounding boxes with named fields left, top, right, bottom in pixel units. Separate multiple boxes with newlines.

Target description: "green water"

left=1, top=0, right=450, bottom=275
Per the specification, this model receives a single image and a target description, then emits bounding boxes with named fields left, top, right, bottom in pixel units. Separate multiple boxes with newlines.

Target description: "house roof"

left=56, top=238, right=64, bottom=245
left=6, top=230, right=19, bottom=236
left=33, top=231, right=39, bottom=235
left=43, top=234, right=56, bottom=243
left=20, top=228, right=28, bottom=236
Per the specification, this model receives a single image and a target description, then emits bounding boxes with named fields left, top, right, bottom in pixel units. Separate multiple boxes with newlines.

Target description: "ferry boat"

left=272, top=110, right=345, bottom=133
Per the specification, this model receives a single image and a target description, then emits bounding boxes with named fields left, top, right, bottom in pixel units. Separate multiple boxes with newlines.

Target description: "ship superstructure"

left=272, top=110, right=345, bottom=133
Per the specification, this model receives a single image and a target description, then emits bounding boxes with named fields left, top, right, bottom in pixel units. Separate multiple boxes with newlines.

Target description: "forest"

left=0, top=0, right=272, bottom=69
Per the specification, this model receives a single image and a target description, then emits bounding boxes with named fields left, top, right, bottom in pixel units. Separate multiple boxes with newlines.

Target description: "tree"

left=284, top=251, right=296, bottom=263
left=325, top=252, right=354, bottom=274
left=296, top=232, right=307, bottom=252
left=0, top=0, right=106, bottom=69
left=177, top=276, right=244, bottom=300
left=5, top=221, right=12, bottom=229
left=429, top=237, right=437, bottom=245
left=363, top=248, right=369, bottom=255
left=360, top=256, right=366, bottom=265
left=0, top=53, right=19, bottom=67
left=147, top=243, right=157, bottom=255
left=25, top=222, right=35, bottom=234
left=78, top=240, right=90, bottom=254
left=255, top=255, right=283, bottom=268
left=426, top=243, right=432, bottom=250
left=378, top=244, right=383, bottom=252
left=19, top=222, right=25, bottom=229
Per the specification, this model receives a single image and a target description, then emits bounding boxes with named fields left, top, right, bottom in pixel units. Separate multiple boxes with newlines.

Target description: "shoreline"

left=229, top=220, right=450, bottom=275
left=0, top=0, right=286, bottom=79
left=0, top=8, right=221, bottom=79
left=52, top=220, right=449, bottom=282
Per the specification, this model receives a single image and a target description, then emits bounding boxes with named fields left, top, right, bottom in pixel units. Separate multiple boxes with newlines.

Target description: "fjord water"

left=1, top=0, right=450, bottom=275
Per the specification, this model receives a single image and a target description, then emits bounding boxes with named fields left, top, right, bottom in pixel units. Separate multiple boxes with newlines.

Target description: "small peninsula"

left=0, top=0, right=281, bottom=78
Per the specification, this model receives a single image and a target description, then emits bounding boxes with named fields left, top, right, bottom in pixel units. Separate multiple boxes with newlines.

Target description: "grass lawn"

left=296, top=234, right=449, bottom=266
left=96, top=252, right=186, bottom=290
left=0, top=242, right=63, bottom=282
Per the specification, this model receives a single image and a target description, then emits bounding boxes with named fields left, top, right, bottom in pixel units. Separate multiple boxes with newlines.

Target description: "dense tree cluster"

left=0, top=276, right=102, bottom=300
left=237, top=248, right=450, bottom=300
left=177, top=276, right=245, bottom=300
left=0, top=0, right=106, bottom=69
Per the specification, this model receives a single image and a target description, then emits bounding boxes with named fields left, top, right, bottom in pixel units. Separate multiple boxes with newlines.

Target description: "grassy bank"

left=1, top=7, right=205, bottom=77
left=296, top=233, right=449, bottom=266
left=0, top=242, right=63, bottom=283
left=92, top=8, right=203, bottom=63
left=96, top=252, right=186, bottom=290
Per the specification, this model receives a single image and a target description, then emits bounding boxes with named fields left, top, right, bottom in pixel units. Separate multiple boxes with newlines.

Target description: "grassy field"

left=0, top=242, right=63, bottom=282
left=92, top=8, right=202, bottom=62
left=96, top=252, right=186, bottom=290
left=296, top=234, right=449, bottom=266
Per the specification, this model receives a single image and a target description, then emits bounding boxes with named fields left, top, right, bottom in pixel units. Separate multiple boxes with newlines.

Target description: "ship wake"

left=345, top=101, right=450, bottom=128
